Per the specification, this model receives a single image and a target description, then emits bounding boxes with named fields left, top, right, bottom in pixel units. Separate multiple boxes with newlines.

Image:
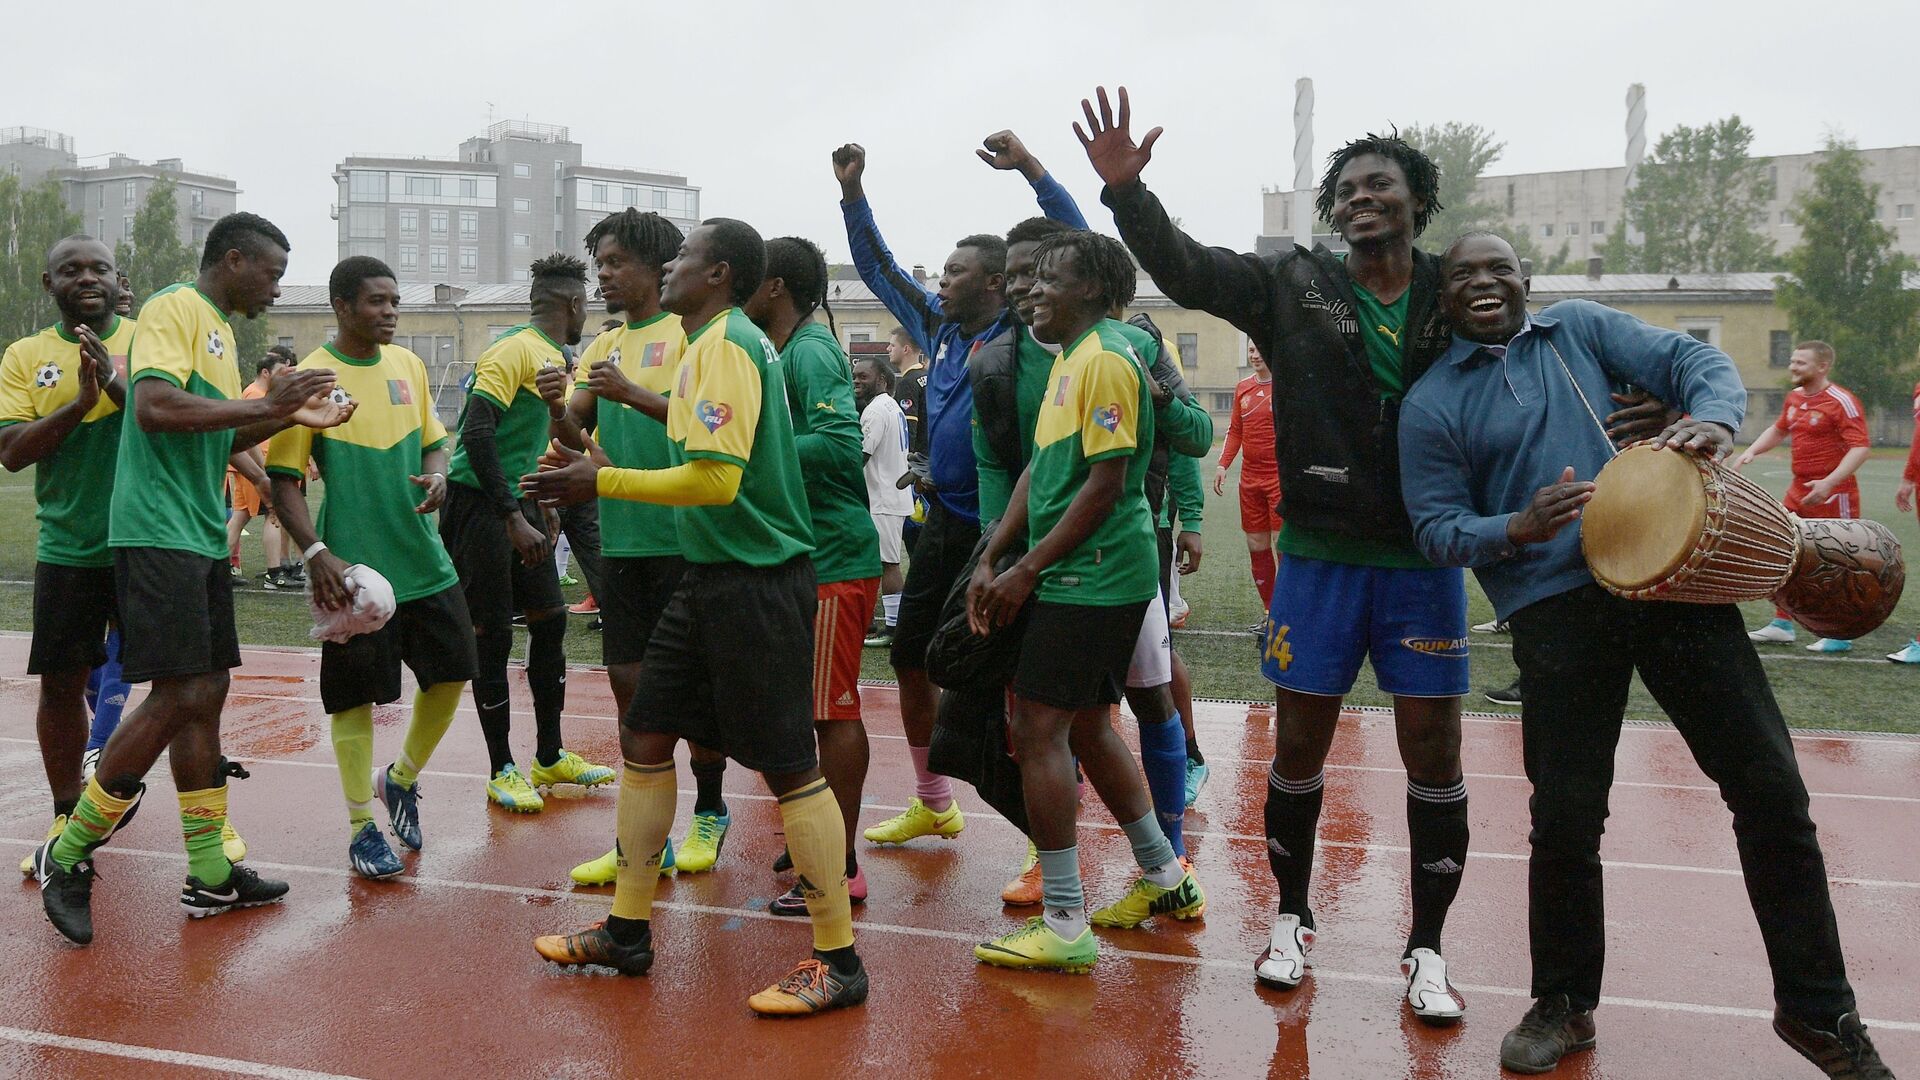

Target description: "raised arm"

left=978, top=130, right=1088, bottom=229
left=836, top=143, right=943, bottom=354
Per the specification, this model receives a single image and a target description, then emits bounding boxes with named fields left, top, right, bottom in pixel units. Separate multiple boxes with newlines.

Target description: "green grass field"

left=2, top=450, right=1914, bottom=733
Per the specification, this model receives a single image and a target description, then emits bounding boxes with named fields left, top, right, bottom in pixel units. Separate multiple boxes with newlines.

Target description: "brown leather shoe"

left=1773, top=1010, right=1896, bottom=1079
left=1499, top=994, right=1597, bottom=1074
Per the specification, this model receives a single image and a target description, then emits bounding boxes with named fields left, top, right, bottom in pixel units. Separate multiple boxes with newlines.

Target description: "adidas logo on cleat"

left=1420, top=858, right=1463, bottom=875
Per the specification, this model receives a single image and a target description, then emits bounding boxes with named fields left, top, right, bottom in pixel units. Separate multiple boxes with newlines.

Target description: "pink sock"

left=908, top=745, right=953, bottom=812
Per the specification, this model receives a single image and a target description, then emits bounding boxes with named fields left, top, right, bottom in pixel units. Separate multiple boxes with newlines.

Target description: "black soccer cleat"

left=1774, top=1010, right=1896, bottom=1079
left=34, top=841, right=98, bottom=945
left=180, top=863, right=289, bottom=919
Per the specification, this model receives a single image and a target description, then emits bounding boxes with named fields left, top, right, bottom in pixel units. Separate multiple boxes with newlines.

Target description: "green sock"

left=391, top=682, right=463, bottom=789
left=51, top=776, right=135, bottom=870
left=179, top=786, right=230, bottom=886
left=331, top=705, right=376, bottom=831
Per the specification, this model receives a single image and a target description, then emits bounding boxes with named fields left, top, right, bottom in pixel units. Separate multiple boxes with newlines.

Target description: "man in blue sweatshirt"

left=1398, top=232, right=1888, bottom=1080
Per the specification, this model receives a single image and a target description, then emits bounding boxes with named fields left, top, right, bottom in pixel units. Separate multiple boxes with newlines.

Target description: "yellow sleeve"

left=128, top=295, right=196, bottom=388
left=0, top=342, right=39, bottom=425
left=470, top=336, right=532, bottom=411
left=1078, top=351, right=1142, bottom=462
left=414, top=353, right=448, bottom=448
left=681, top=340, right=761, bottom=466
left=265, top=421, right=314, bottom=477
left=595, top=459, right=742, bottom=506
left=574, top=331, right=615, bottom=390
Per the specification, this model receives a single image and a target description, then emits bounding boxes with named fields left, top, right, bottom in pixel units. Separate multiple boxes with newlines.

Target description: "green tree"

left=0, top=175, right=85, bottom=342
left=1600, top=116, right=1778, bottom=273
left=1401, top=121, right=1540, bottom=263
left=1775, top=139, right=1920, bottom=410
left=233, top=309, right=276, bottom=372
left=114, top=176, right=196, bottom=312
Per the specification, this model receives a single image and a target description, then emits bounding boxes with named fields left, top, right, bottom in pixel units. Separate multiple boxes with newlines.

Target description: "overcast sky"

left=14, top=0, right=1915, bottom=286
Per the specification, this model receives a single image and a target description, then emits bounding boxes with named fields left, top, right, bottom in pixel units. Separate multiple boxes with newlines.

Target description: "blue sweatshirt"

left=1397, top=300, right=1747, bottom=620
left=840, top=173, right=1088, bottom=524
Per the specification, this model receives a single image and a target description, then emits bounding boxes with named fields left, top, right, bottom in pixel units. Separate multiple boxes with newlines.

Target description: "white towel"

left=308, top=564, right=398, bottom=644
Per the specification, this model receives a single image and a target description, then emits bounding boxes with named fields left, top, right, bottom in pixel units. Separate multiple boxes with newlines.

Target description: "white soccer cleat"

left=1254, top=912, right=1314, bottom=990
left=1400, top=947, right=1466, bottom=1025
left=1471, top=618, right=1508, bottom=634
left=1748, top=620, right=1796, bottom=644
left=1887, top=640, right=1920, bottom=664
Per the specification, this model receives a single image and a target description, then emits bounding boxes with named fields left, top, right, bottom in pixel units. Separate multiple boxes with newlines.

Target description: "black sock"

left=845, top=851, right=858, bottom=878
left=53, top=796, right=79, bottom=818
left=473, top=615, right=515, bottom=775
left=814, top=944, right=861, bottom=978
left=1405, top=776, right=1469, bottom=955
left=1185, top=737, right=1205, bottom=765
left=526, top=613, right=568, bottom=767
left=1264, top=767, right=1324, bottom=927
left=603, top=914, right=649, bottom=946
left=691, top=756, right=727, bottom=816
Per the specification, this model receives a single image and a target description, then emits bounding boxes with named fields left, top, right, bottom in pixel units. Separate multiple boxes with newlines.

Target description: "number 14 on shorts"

left=1263, top=622, right=1295, bottom=670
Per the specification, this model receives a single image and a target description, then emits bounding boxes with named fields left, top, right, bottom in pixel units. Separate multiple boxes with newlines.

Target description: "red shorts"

left=1785, top=479, right=1860, bottom=520
left=228, top=470, right=261, bottom=517
left=1239, top=472, right=1283, bottom=534
left=814, top=577, right=878, bottom=721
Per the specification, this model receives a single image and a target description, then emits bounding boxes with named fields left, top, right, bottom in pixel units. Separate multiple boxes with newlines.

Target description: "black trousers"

left=557, top=499, right=605, bottom=600
left=1509, top=584, right=1855, bottom=1020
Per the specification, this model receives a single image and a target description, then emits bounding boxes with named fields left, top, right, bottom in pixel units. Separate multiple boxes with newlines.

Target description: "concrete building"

left=1260, top=144, right=1920, bottom=262
left=0, top=126, right=240, bottom=252
left=333, top=121, right=699, bottom=286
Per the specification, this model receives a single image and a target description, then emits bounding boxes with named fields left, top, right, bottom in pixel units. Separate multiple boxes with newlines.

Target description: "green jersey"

left=1025, top=320, right=1158, bottom=606
left=781, top=321, right=878, bottom=584
left=0, top=316, right=133, bottom=567
left=973, top=326, right=1056, bottom=525
left=265, top=344, right=458, bottom=603
left=578, top=312, right=685, bottom=558
left=447, top=324, right=562, bottom=499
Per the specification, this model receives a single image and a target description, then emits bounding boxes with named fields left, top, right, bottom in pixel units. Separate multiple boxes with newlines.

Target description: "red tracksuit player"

left=1736, top=340, right=1871, bottom=652
left=1215, top=343, right=1280, bottom=620
left=1889, top=379, right=1920, bottom=664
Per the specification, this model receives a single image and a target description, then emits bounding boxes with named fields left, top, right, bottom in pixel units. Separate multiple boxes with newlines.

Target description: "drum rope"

left=1546, top=340, right=1621, bottom=460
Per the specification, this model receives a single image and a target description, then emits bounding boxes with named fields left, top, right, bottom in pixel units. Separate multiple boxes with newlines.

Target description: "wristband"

left=304, top=541, right=328, bottom=560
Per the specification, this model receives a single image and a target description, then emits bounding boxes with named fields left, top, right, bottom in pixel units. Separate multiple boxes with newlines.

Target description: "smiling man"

left=1399, top=232, right=1891, bottom=1079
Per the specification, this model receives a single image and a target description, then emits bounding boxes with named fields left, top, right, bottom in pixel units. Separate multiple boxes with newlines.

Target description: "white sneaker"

left=1748, top=620, right=1797, bottom=644
left=1471, top=618, right=1508, bottom=634
left=1400, top=948, right=1466, bottom=1025
left=1806, top=638, right=1852, bottom=654
left=1255, top=913, right=1314, bottom=989
left=1887, top=641, right=1920, bottom=664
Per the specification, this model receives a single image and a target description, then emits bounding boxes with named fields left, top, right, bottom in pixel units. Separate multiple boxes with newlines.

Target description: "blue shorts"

left=1259, top=555, right=1469, bottom=698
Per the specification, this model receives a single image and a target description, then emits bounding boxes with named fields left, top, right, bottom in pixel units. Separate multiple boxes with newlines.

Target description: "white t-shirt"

left=861, top=392, right=914, bottom=517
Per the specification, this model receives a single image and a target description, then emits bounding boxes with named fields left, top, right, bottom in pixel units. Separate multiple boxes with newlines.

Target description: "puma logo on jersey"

left=1376, top=324, right=1402, bottom=347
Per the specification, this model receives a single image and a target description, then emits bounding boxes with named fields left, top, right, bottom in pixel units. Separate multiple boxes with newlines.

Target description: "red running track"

left=1, top=637, right=1915, bottom=1079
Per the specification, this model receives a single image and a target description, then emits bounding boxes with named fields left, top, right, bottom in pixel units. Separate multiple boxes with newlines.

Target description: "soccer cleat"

left=974, top=916, right=1098, bottom=974
left=1471, top=618, right=1509, bottom=634
left=82, top=748, right=101, bottom=781
left=556, top=573, right=579, bottom=587
left=748, top=956, right=869, bottom=1016
left=1888, top=640, right=1920, bottom=664
left=534, top=921, right=655, bottom=976
left=769, top=867, right=866, bottom=916
left=529, top=750, right=616, bottom=789
left=862, top=628, right=894, bottom=648
left=21, top=815, right=65, bottom=876
left=570, top=841, right=674, bottom=885
left=375, top=764, right=423, bottom=851
left=862, top=796, right=964, bottom=845
left=33, top=841, right=97, bottom=945
left=259, top=568, right=286, bottom=591
left=221, top=820, right=247, bottom=863
left=772, top=847, right=793, bottom=873
left=348, top=820, right=405, bottom=880
left=568, top=595, right=598, bottom=614
left=1807, top=638, right=1853, bottom=654
left=1400, top=948, right=1466, bottom=1025
left=674, top=810, right=730, bottom=873
left=181, top=863, right=289, bottom=919
left=1749, top=618, right=1797, bottom=643
left=1484, top=680, right=1522, bottom=707
left=1255, top=913, right=1315, bottom=989
left=487, top=765, right=545, bottom=812
left=1001, top=842, right=1042, bottom=906
left=1090, top=869, right=1206, bottom=928
left=1772, top=1009, right=1895, bottom=1079
left=1499, top=994, right=1597, bottom=1074
left=1184, top=758, right=1210, bottom=808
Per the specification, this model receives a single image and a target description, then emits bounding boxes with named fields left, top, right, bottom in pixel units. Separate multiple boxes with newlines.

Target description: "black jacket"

left=1104, top=182, right=1451, bottom=543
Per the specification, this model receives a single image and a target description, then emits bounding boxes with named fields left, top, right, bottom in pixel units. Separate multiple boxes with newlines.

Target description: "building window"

left=1677, top=318, right=1720, bottom=347
left=96, top=187, right=104, bottom=208
left=554, top=160, right=565, bottom=177
left=653, top=189, right=668, bottom=210
left=349, top=170, right=387, bottom=201
left=399, top=209, right=417, bottom=235
left=513, top=163, right=531, bottom=179
left=96, top=217, right=104, bottom=236
left=460, top=248, right=478, bottom=273
left=592, top=183, right=608, bottom=203
left=1211, top=392, right=1234, bottom=413
left=348, top=205, right=384, bottom=240
left=405, top=175, right=441, bottom=197
left=276, top=337, right=294, bottom=350
left=1567, top=222, right=1580, bottom=236
left=513, top=197, right=531, bottom=213
left=554, top=230, right=564, bottom=251
left=459, top=177, right=478, bottom=199
left=459, top=211, right=478, bottom=239
left=1591, top=219, right=1604, bottom=235
left=1176, top=333, right=1199, bottom=368
left=122, top=215, right=133, bottom=235
left=843, top=324, right=878, bottom=343
left=513, top=233, right=530, bottom=248
left=1541, top=224, right=1554, bottom=238
left=124, top=180, right=136, bottom=205
left=1780, top=210, right=1795, bottom=226
left=554, top=195, right=563, bottom=214
left=429, top=210, right=448, bottom=235
left=1769, top=330, right=1793, bottom=368
left=1900, top=204, right=1916, bottom=220
left=429, top=246, right=447, bottom=272
left=623, top=185, right=639, bottom=206
left=512, top=268, right=530, bottom=282
left=398, top=246, right=418, bottom=271
left=1505, top=183, right=1515, bottom=215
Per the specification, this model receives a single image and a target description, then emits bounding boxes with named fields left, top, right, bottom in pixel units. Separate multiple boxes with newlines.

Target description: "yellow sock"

left=609, top=761, right=677, bottom=921
left=777, top=778, right=853, bottom=952
left=331, top=705, right=376, bottom=831
left=178, top=785, right=230, bottom=885
left=391, top=681, right=463, bottom=788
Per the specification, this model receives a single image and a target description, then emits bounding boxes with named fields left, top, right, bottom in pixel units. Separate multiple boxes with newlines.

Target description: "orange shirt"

left=1777, top=383, right=1868, bottom=482
left=1219, top=374, right=1276, bottom=476
left=226, top=381, right=268, bottom=480
left=1904, top=381, right=1920, bottom=486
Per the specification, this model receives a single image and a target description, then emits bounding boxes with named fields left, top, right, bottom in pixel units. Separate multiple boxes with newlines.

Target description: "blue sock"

left=86, top=628, right=129, bottom=752
left=1137, top=712, right=1188, bottom=857
left=1119, top=811, right=1178, bottom=883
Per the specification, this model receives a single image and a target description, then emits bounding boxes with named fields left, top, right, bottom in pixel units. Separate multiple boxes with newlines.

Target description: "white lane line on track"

left=0, top=1025, right=366, bottom=1080
left=3, top=837, right=1914, bottom=1035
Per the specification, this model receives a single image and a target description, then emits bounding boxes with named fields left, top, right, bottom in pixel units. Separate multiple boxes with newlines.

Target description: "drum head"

left=1582, top=444, right=1708, bottom=591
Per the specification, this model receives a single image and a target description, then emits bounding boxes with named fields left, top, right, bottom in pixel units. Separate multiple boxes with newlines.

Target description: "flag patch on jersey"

left=640, top=341, right=667, bottom=368
left=697, top=400, right=732, bottom=432
left=1094, top=402, right=1123, bottom=432
left=1052, top=374, right=1072, bottom=405
left=388, top=379, right=413, bottom=405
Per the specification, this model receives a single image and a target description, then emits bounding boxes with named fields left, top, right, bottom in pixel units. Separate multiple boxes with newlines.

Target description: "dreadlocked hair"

left=766, top=236, right=836, bottom=338
left=583, top=208, right=683, bottom=272
left=1028, top=230, right=1137, bottom=312
left=1313, top=131, right=1443, bottom=238
left=529, top=252, right=588, bottom=304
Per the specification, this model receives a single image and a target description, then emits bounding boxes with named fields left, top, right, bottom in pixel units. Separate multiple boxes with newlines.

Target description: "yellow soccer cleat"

left=1089, top=869, right=1206, bottom=929
left=862, top=796, right=964, bottom=845
left=674, top=811, right=730, bottom=873
left=221, top=820, right=247, bottom=863
left=529, top=750, right=616, bottom=789
left=570, top=841, right=675, bottom=885
left=974, top=916, right=1098, bottom=974
left=21, top=815, right=66, bottom=876
left=487, top=765, right=545, bottom=813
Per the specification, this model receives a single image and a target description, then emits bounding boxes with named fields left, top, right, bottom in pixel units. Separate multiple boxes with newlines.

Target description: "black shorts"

left=600, top=555, right=689, bottom=666
left=1013, top=599, right=1152, bottom=711
left=319, top=585, right=479, bottom=713
left=627, top=556, right=818, bottom=774
left=114, top=547, right=241, bottom=683
left=439, top=482, right=565, bottom=633
left=889, top=499, right=980, bottom=672
left=1156, top=526, right=1175, bottom=618
left=28, top=562, right=118, bottom=676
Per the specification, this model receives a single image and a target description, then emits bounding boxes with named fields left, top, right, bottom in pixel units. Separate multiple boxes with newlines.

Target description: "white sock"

left=1045, top=904, right=1088, bottom=942
left=881, top=592, right=901, bottom=628
left=1143, top=861, right=1185, bottom=888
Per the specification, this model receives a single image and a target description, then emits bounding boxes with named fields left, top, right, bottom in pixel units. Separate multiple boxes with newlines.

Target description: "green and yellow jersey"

left=0, top=316, right=134, bottom=568
left=1026, top=319, right=1158, bottom=606
left=446, top=324, right=563, bottom=499
left=666, top=308, right=812, bottom=567
left=266, top=343, right=457, bottom=603
left=109, top=285, right=244, bottom=558
left=781, top=321, right=878, bottom=585
left=577, top=312, right=685, bottom=558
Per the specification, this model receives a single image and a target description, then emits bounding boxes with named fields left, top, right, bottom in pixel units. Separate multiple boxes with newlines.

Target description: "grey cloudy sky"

left=15, top=0, right=1915, bottom=285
